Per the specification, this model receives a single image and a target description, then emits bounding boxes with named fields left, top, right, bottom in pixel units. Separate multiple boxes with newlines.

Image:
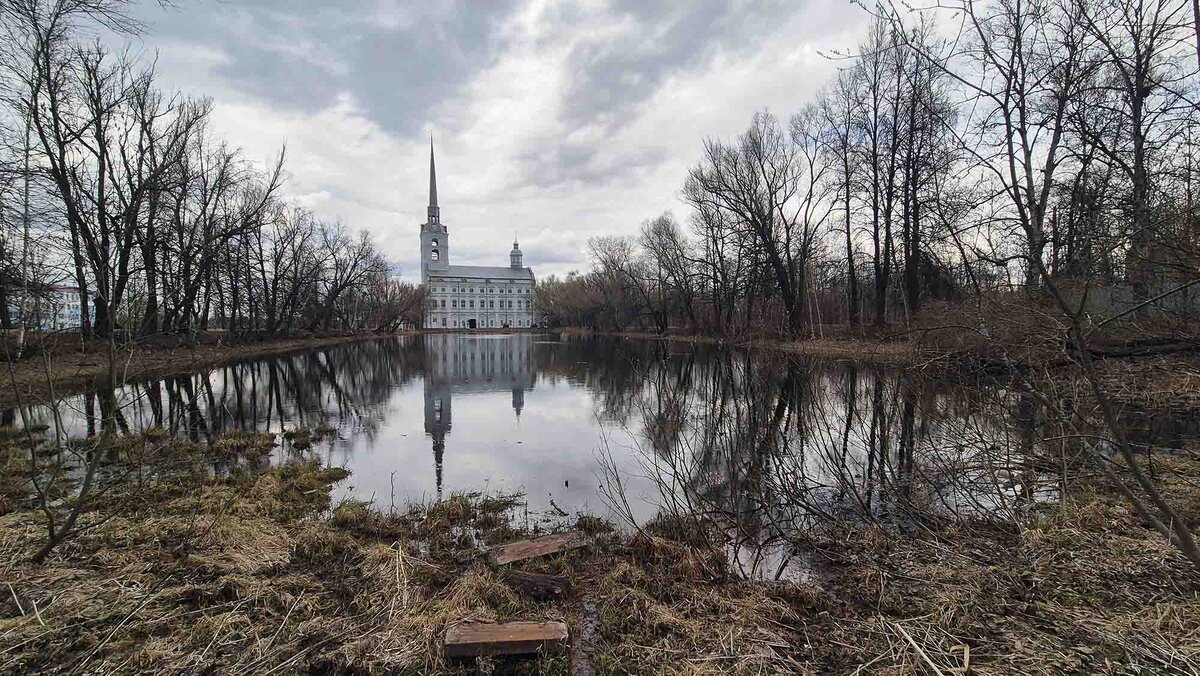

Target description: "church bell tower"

left=420, top=138, right=448, bottom=283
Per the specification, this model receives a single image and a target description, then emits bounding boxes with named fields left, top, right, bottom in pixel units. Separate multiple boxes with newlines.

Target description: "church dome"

left=510, top=239, right=523, bottom=269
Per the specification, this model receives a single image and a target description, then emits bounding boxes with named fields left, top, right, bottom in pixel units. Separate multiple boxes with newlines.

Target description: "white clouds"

left=129, top=0, right=871, bottom=281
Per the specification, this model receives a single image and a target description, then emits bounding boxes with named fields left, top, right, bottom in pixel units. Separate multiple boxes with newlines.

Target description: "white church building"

left=420, top=143, right=537, bottom=330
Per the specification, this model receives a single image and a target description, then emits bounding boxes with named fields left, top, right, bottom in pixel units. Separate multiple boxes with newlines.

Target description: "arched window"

left=431, top=249, right=440, bottom=261
left=431, top=237, right=439, bottom=247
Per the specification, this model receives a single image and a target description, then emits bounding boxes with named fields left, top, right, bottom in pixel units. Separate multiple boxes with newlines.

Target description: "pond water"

left=14, top=333, right=1068, bottom=536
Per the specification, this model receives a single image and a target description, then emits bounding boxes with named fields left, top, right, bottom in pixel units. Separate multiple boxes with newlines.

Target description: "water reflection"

left=424, top=333, right=536, bottom=499
left=13, top=334, right=1064, bottom=532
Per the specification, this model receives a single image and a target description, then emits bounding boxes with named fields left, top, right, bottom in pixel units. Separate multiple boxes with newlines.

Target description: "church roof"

left=428, top=138, right=438, bottom=209
left=433, top=264, right=535, bottom=281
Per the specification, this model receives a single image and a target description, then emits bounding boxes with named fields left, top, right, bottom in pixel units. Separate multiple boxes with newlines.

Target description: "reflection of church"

left=423, top=333, right=536, bottom=498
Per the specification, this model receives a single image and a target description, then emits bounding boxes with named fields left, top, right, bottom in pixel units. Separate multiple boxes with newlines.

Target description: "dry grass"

left=811, top=486, right=1200, bottom=674
left=2, top=426, right=1200, bottom=674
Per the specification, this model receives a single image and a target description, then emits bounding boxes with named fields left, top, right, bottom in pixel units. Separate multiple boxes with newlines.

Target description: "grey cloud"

left=556, top=0, right=797, bottom=130
left=120, top=0, right=850, bottom=279
left=136, top=0, right=519, bottom=135
left=513, top=140, right=667, bottom=193
left=503, top=0, right=798, bottom=191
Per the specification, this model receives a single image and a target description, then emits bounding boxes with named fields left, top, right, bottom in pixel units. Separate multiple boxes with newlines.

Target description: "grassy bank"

left=554, top=298, right=1200, bottom=416
left=554, top=327, right=917, bottom=367
left=2, top=429, right=1198, bottom=673
left=0, top=332, right=397, bottom=411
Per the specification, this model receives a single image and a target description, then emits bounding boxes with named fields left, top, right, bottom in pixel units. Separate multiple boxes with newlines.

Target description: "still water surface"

left=18, top=334, right=1055, bottom=527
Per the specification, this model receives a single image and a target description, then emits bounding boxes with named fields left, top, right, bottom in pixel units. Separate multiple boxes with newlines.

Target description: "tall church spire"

left=427, top=137, right=440, bottom=223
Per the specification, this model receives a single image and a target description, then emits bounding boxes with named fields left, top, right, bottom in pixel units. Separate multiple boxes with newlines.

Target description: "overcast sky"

left=126, top=0, right=869, bottom=281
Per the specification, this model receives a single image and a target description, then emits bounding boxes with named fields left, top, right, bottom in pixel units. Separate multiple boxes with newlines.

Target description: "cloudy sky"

left=124, top=0, right=869, bottom=281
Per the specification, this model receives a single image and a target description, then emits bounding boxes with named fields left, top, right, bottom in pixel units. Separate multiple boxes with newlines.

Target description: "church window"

left=431, top=249, right=439, bottom=261
left=431, top=238, right=439, bottom=247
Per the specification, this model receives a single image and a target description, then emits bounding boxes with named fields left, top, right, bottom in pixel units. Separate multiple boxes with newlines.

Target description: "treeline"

left=0, top=2, right=422, bottom=342
left=538, top=0, right=1200, bottom=335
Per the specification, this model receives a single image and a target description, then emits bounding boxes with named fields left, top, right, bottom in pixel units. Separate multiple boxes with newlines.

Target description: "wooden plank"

left=500, top=569, right=573, bottom=601
left=444, top=621, right=569, bottom=657
left=570, top=599, right=600, bottom=676
left=487, top=532, right=586, bottom=565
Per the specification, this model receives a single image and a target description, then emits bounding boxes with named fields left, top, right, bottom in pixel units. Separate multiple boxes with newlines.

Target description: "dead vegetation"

left=1, top=427, right=1199, bottom=673
left=0, top=332, right=391, bottom=411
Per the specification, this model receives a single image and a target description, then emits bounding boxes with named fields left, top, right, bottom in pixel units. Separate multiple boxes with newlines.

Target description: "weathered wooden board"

left=487, top=532, right=587, bottom=565
left=500, top=569, right=573, bottom=601
left=570, top=599, right=600, bottom=676
left=444, top=621, right=569, bottom=657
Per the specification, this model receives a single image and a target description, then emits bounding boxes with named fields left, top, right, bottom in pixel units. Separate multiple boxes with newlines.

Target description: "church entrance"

left=467, top=319, right=477, bottom=330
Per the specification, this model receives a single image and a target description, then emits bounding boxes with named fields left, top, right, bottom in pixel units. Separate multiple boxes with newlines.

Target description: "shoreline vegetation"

left=0, top=328, right=915, bottom=412
left=556, top=317, right=1200, bottom=416
left=3, top=315, right=1197, bottom=416
left=0, top=332, right=402, bottom=412
left=1, top=429, right=1197, bottom=673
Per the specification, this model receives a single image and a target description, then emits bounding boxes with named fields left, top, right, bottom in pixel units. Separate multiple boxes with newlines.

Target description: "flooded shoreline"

left=7, top=333, right=1077, bottom=527
left=3, top=334, right=1200, bottom=673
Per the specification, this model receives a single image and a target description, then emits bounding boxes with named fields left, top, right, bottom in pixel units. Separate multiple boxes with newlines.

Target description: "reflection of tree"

left=611, top=340, right=1054, bottom=576
left=62, top=337, right=426, bottom=443
left=534, top=337, right=647, bottom=425
left=16, top=333, right=1063, bottom=571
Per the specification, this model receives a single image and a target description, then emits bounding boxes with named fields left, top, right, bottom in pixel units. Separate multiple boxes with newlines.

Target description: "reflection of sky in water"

left=318, top=367, right=633, bottom=520
left=11, top=333, right=1063, bottom=529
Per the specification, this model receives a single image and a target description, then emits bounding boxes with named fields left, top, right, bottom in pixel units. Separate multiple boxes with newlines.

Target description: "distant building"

left=419, top=141, right=537, bottom=329
left=9, top=285, right=86, bottom=330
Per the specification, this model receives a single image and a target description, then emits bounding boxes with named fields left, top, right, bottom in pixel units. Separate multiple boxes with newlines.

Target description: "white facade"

left=9, top=285, right=86, bottom=330
left=419, top=143, right=537, bottom=329
left=423, top=273, right=536, bottom=329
